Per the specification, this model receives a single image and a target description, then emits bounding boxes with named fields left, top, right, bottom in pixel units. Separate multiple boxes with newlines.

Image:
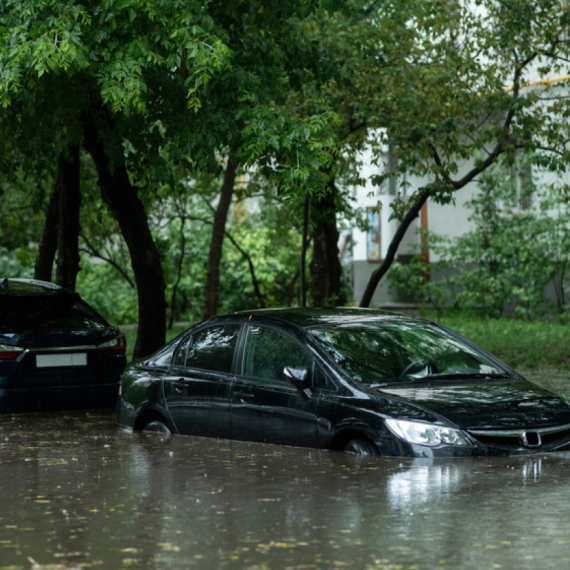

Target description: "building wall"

left=350, top=149, right=482, bottom=304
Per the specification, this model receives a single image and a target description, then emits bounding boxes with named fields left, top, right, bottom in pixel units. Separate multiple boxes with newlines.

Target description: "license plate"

left=36, top=353, right=88, bottom=368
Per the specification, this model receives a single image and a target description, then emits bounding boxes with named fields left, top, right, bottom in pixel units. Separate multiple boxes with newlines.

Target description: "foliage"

left=0, top=164, right=50, bottom=280
left=0, top=166, right=47, bottom=250
left=387, top=253, right=454, bottom=320
left=0, top=247, right=34, bottom=279
left=76, top=261, right=138, bottom=325
left=219, top=221, right=302, bottom=313
left=357, top=0, right=570, bottom=306
left=75, top=165, right=305, bottom=324
left=388, top=154, right=570, bottom=320
left=4, top=1, right=570, bottom=330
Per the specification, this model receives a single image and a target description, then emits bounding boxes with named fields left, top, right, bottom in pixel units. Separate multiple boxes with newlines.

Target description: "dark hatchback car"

left=0, top=278, right=126, bottom=413
left=118, top=308, right=570, bottom=457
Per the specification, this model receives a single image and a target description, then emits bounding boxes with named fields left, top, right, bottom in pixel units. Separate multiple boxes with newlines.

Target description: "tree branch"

left=80, top=234, right=135, bottom=288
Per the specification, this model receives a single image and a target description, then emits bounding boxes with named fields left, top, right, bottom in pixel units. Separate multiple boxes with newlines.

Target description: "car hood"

left=375, top=378, right=570, bottom=429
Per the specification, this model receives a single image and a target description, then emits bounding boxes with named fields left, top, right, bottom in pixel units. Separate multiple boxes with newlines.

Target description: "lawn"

left=434, top=314, right=570, bottom=395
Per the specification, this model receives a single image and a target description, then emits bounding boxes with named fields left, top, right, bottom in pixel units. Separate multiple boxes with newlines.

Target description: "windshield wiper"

left=428, top=373, right=514, bottom=381
left=369, top=377, right=432, bottom=388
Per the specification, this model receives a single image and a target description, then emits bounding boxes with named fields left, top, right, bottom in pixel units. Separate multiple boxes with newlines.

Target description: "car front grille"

left=467, top=423, right=570, bottom=449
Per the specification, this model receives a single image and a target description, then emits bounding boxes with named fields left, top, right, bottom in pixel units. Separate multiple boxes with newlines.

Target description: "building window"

left=367, top=206, right=381, bottom=261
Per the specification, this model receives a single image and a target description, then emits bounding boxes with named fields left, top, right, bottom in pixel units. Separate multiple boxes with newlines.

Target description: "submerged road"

left=1, top=409, right=570, bottom=570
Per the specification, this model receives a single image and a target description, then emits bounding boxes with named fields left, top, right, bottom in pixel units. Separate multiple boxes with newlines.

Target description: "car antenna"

left=0, top=278, right=8, bottom=289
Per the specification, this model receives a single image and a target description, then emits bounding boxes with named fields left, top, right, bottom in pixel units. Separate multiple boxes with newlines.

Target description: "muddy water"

left=1, top=410, right=570, bottom=570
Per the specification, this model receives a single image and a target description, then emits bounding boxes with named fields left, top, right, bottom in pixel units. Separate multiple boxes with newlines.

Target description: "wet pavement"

left=1, top=410, right=570, bottom=570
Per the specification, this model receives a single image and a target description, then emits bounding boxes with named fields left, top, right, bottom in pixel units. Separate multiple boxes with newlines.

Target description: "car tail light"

left=97, top=333, right=127, bottom=355
left=0, top=344, right=24, bottom=360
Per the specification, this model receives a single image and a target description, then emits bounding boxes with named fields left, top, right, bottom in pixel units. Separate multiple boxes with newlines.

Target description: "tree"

left=0, top=0, right=338, bottom=357
left=359, top=0, right=570, bottom=305
left=266, top=0, right=458, bottom=306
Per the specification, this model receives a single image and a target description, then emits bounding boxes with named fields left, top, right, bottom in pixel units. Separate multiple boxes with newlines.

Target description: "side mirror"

left=283, top=366, right=312, bottom=400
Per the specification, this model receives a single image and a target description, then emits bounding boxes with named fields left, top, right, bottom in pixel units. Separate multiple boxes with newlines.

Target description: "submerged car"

left=0, top=278, right=126, bottom=413
left=117, top=308, right=570, bottom=457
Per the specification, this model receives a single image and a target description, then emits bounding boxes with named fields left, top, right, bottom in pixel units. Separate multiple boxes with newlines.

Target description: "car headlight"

left=385, top=419, right=471, bottom=447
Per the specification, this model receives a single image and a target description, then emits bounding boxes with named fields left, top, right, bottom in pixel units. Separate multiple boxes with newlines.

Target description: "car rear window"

left=184, top=325, right=240, bottom=374
left=0, top=295, right=109, bottom=332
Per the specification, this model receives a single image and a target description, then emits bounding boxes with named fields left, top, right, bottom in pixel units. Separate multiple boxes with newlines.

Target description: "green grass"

left=435, top=315, right=570, bottom=371
left=431, top=313, right=570, bottom=395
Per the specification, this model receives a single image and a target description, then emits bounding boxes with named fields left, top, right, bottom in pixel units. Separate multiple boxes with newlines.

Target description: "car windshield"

left=0, top=295, right=108, bottom=332
left=307, top=320, right=510, bottom=385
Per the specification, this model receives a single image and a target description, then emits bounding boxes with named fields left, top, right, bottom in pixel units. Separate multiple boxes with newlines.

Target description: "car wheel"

left=142, top=420, right=172, bottom=435
left=344, top=438, right=380, bottom=456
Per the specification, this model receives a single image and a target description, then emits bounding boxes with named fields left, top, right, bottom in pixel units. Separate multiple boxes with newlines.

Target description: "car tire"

left=344, top=438, right=380, bottom=456
left=142, top=420, right=172, bottom=435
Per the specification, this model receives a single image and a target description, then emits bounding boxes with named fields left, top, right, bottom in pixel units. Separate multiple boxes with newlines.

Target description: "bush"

left=389, top=154, right=570, bottom=320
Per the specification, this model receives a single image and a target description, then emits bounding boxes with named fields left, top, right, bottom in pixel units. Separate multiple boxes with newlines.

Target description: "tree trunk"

left=359, top=140, right=507, bottom=307
left=169, top=212, right=186, bottom=330
left=34, top=181, right=60, bottom=283
left=202, top=159, right=237, bottom=320
left=359, top=188, right=430, bottom=307
left=309, top=179, right=346, bottom=307
left=55, top=145, right=82, bottom=291
left=81, top=111, right=166, bottom=359
left=300, top=195, right=309, bottom=307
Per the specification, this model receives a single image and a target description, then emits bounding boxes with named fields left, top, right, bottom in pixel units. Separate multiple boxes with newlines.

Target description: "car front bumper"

left=380, top=432, right=570, bottom=458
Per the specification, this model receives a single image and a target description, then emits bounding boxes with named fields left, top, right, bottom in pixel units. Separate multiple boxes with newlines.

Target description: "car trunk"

left=0, top=294, right=122, bottom=388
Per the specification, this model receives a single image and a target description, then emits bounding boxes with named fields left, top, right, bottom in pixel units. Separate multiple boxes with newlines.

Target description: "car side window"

left=243, top=326, right=312, bottom=383
left=184, top=325, right=240, bottom=374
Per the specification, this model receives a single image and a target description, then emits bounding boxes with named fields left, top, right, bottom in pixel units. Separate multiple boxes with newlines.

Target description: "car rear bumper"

left=0, top=383, right=120, bottom=413
left=116, top=396, right=136, bottom=428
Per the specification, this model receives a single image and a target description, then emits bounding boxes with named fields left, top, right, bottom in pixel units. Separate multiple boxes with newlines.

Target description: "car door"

left=163, top=323, right=241, bottom=439
left=230, top=324, right=318, bottom=448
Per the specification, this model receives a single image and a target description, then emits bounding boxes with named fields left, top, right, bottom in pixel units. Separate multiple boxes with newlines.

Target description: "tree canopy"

left=0, top=0, right=340, bottom=357
left=2, top=0, right=570, bottom=356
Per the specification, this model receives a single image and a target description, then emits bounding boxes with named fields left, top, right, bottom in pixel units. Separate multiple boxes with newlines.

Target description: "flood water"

left=1, top=410, right=570, bottom=570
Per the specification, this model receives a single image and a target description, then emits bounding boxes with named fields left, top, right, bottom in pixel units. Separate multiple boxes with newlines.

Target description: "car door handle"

left=234, top=392, right=255, bottom=403
left=172, top=378, right=187, bottom=392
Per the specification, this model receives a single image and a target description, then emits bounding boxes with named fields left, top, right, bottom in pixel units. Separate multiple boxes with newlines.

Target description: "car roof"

left=235, top=307, right=418, bottom=329
left=0, top=278, right=67, bottom=295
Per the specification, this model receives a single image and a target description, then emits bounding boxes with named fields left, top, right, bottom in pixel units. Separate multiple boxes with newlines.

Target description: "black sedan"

left=117, top=308, right=570, bottom=457
left=0, top=278, right=126, bottom=413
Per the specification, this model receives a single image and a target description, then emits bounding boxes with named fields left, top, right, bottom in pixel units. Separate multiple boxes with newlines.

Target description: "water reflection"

left=1, top=411, right=570, bottom=570
left=387, top=461, right=463, bottom=511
